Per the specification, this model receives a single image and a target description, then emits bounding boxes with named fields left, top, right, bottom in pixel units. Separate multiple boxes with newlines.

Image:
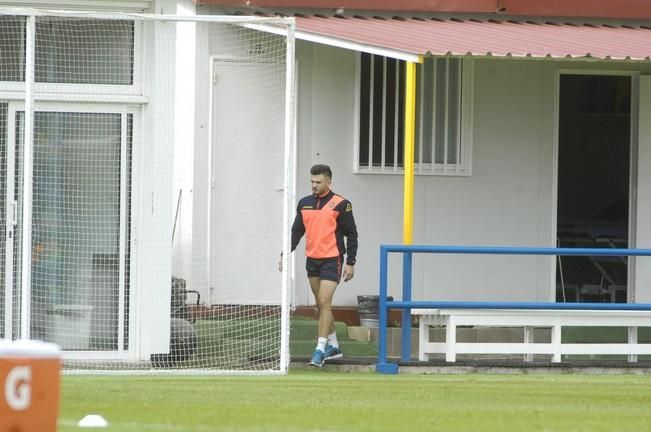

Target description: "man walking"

left=279, top=164, right=358, bottom=367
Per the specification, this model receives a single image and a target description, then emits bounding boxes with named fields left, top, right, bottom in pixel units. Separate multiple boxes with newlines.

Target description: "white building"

left=194, top=0, right=651, bottom=309
left=3, top=0, right=651, bottom=364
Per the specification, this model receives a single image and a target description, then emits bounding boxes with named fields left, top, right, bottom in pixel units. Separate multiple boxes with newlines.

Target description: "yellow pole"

left=401, top=59, right=420, bottom=362
left=403, top=61, right=417, bottom=245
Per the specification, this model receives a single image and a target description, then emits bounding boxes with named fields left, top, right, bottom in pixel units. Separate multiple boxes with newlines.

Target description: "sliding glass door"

left=0, top=103, right=132, bottom=351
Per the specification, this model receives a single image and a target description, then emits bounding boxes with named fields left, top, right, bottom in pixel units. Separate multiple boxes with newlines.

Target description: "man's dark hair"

left=310, top=164, right=332, bottom=179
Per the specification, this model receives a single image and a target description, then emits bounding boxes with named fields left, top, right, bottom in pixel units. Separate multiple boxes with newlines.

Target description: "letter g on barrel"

left=4, top=365, right=31, bottom=411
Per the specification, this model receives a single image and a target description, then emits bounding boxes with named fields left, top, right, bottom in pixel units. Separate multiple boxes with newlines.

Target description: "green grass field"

left=58, top=370, right=651, bottom=431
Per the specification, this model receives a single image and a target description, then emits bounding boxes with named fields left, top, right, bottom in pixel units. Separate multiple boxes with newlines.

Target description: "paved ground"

left=291, top=356, right=651, bottom=374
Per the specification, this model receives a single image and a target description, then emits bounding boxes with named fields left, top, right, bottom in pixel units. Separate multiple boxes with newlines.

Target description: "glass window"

left=0, top=17, right=134, bottom=85
left=358, top=54, right=470, bottom=175
left=0, top=16, right=26, bottom=82
left=36, top=18, right=134, bottom=85
left=30, top=112, right=125, bottom=349
left=8, top=110, right=130, bottom=349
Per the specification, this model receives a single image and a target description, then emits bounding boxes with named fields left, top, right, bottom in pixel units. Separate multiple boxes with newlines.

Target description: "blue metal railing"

left=376, top=245, right=651, bottom=374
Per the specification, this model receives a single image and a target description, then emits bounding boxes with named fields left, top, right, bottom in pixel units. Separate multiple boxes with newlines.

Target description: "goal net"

left=0, top=9, right=296, bottom=374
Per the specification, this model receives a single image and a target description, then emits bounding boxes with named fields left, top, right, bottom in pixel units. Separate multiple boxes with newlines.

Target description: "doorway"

left=556, top=74, right=632, bottom=303
left=209, top=60, right=285, bottom=305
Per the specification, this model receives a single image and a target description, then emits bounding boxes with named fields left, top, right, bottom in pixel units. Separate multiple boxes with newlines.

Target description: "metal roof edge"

left=295, top=30, right=422, bottom=62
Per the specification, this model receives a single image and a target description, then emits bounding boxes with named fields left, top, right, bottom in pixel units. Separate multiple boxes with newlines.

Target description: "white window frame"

left=354, top=54, right=474, bottom=176
left=0, top=11, right=146, bottom=357
left=3, top=1, right=153, bottom=12
left=2, top=100, right=139, bottom=359
left=0, top=17, right=145, bottom=104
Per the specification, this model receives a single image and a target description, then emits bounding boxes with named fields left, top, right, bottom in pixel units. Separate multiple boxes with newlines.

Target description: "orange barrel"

left=0, top=340, right=62, bottom=432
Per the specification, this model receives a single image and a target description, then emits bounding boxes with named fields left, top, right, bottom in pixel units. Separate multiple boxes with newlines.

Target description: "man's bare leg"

left=316, top=279, right=338, bottom=339
left=309, top=277, right=335, bottom=335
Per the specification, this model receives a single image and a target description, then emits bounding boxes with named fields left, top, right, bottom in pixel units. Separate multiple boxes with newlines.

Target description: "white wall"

left=293, top=43, right=405, bottom=306
left=171, top=0, right=197, bottom=288
left=183, top=27, right=651, bottom=308
left=636, top=75, right=651, bottom=303
left=412, top=58, right=557, bottom=302
left=133, top=15, right=178, bottom=357
left=189, top=21, right=212, bottom=302
left=293, top=41, right=651, bottom=306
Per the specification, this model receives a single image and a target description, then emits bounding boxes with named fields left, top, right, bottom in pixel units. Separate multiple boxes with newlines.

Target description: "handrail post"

left=401, top=252, right=413, bottom=362
left=376, top=246, right=398, bottom=373
left=378, top=247, right=388, bottom=364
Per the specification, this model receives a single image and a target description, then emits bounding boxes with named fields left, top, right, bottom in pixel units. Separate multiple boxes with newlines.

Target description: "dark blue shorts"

left=306, top=256, right=342, bottom=282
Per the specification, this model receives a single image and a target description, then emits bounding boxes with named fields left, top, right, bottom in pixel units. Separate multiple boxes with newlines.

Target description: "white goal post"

left=0, top=8, right=296, bottom=374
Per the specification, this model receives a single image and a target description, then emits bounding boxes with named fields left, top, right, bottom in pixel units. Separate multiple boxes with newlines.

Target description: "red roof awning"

left=197, top=0, right=651, bottom=20
left=294, top=16, right=651, bottom=62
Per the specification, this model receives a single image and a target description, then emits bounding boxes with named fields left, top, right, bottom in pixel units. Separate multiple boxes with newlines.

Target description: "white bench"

left=413, top=308, right=651, bottom=363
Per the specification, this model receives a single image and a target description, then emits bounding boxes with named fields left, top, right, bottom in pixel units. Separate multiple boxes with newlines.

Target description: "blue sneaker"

left=324, top=344, right=343, bottom=361
left=310, top=349, right=325, bottom=367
